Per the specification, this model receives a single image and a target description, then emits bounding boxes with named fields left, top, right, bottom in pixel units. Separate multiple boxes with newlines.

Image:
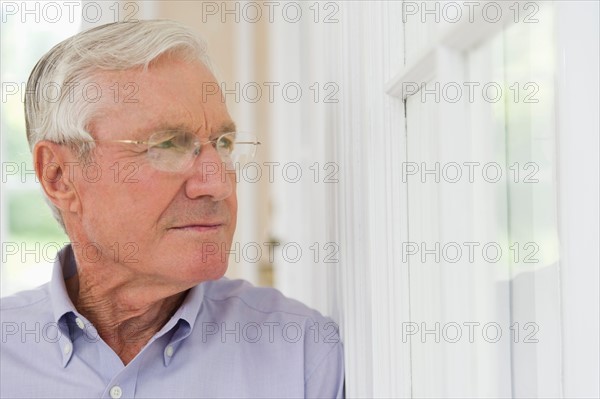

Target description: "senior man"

left=0, top=20, right=344, bottom=398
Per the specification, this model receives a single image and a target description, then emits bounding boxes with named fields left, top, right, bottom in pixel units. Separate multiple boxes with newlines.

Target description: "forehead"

left=91, top=56, right=232, bottom=138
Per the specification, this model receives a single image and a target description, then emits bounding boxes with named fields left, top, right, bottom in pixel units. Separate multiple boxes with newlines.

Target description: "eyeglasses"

left=85, top=131, right=260, bottom=172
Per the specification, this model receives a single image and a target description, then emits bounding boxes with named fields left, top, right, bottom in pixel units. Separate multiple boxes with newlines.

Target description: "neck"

left=65, top=265, right=187, bottom=365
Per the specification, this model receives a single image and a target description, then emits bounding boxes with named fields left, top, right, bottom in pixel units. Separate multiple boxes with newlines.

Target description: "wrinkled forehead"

left=89, top=56, right=233, bottom=140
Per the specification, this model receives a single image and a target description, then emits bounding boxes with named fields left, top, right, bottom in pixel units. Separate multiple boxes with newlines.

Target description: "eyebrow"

left=218, top=121, right=237, bottom=133
left=145, top=121, right=237, bottom=135
left=139, top=123, right=191, bottom=137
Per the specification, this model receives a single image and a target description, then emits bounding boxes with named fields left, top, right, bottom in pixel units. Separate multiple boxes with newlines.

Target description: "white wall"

left=556, top=2, right=600, bottom=397
left=327, top=1, right=599, bottom=398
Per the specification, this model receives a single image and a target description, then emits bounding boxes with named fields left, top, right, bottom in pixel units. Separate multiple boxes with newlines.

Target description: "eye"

left=217, top=134, right=235, bottom=153
left=151, top=131, right=195, bottom=152
left=155, top=138, right=177, bottom=149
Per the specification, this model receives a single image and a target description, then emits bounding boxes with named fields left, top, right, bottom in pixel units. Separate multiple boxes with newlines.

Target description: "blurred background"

left=1, top=1, right=598, bottom=398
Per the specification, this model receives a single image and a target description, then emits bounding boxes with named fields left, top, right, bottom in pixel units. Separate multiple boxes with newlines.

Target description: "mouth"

left=169, top=223, right=225, bottom=232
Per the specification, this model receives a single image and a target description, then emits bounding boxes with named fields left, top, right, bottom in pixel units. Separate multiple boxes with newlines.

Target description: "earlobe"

left=33, top=141, right=82, bottom=215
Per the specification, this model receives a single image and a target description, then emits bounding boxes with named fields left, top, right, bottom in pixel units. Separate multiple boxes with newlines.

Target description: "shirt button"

left=165, top=345, right=174, bottom=357
left=110, top=385, right=123, bottom=399
left=63, top=342, right=72, bottom=355
left=75, top=317, right=85, bottom=330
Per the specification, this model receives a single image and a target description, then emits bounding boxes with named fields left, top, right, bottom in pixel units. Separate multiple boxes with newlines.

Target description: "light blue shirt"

left=0, top=246, right=344, bottom=398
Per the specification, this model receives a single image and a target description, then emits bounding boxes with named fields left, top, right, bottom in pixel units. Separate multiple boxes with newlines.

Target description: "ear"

left=33, top=141, right=82, bottom=215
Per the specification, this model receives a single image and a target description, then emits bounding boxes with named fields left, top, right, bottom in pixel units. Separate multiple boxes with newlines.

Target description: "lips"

left=170, top=223, right=224, bottom=232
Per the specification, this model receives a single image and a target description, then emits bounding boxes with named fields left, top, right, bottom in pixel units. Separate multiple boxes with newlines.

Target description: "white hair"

left=24, top=20, right=214, bottom=230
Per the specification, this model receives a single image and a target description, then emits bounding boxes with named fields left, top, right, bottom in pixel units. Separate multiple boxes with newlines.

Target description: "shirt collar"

left=155, top=283, right=205, bottom=366
left=47, top=245, right=79, bottom=367
left=49, top=245, right=79, bottom=325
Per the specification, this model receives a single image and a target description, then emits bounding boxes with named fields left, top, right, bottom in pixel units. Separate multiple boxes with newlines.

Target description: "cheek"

left=76, top=166, right=177, bottom=238
left=228, top=192, right=238, bottom=224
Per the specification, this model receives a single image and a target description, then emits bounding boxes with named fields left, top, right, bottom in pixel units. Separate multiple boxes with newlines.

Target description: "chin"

left=181, top=254, right=229, bottom=283
left=158, top=241, right=231, bottom=284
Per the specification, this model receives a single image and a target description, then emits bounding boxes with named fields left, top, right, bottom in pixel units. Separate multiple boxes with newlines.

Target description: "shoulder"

left=201, top=278, right=344, bottom=396
left=0, top=284, right=51, bottom=314
left=202, top=277, right=329, bottom=323
left=201, top=277, right=342, bottom=355
left=0, top=285, right=55, bottom=350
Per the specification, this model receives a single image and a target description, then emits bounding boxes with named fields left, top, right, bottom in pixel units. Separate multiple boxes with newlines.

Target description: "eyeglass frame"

left=77, top=131, right=261, bottom=173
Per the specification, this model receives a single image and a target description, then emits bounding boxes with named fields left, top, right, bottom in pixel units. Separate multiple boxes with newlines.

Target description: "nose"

left=184, top=142, right=234, bottom=201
